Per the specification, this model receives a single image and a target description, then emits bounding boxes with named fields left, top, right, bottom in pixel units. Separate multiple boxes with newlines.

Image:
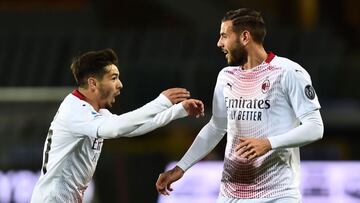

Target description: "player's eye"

left=220, top=34, right=227, bottom=39
left=111, top=75, right=119, bottom=80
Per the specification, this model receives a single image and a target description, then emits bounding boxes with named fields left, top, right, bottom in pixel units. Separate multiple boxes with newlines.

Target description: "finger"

left=161, top=189, right=169, bottom=196
left=167, top=183, right=173, bottom=192
left=235, top=147, right=246, bottom=156
left=173, top=91, right=190, bottom=97
left=248, top=152, right=258, bottom=161
left=156, top=181, right=165, bottom=193
left=172, top=95, right=191, bottom=103
left=163, top=183, right=173, bottom=195
left=162, top=88, right=184, bottom=97
left=164, top=189, right=170, bottom=196
left=172, top=94, right=191, bottom=101
left=240, top=151, right=250, bottom=159
left=194, top=101, right=204, bottom=115
left=169, top=89, right=190, bottom=97
left=240, top=149, right=254, bottom=158
left=163, top=89, right=190, bottom=103
left=158, top=186, right=167, bottom=195
left=189, top=102, right=202, bottom=114
left=193, top=101, right=204, bottom=112
left=239, top=137, right=248, bottom=142
left=190, top=101, right=198, bottom=108
left=159, top=188, right=167, bottom=195
left=156, top=175, right=171, bottom=195
left=167, top=88, right=188, bottom=93
left=235, top=141, right=248, bottom=151
left=172, top=88, right=188, bottom=93
left=158, top=182, right=169, bottom=195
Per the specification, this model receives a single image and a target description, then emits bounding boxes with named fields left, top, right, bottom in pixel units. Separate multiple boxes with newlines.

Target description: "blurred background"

left=0, top=0, right=360, bottom=202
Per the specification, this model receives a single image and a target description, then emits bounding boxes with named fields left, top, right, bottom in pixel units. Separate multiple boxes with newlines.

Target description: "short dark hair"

left=70, top=48, right=118, bottom=87
left=222, top=8, right=266, bottom=44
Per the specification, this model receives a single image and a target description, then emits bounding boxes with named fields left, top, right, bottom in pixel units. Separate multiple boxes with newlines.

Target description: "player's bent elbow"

left=317, top=123, right=324, bottom=140
left=97, top=127, right=120, bottom=139
left=311, top=122, right=324, bottom=142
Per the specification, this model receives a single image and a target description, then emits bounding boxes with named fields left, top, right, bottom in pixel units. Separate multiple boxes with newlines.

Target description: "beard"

left=227, top=42, right=248, bottom=66
left=98, top=83, right=113, bottom=109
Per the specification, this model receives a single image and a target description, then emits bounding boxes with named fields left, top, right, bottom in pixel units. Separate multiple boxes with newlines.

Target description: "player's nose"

left=217, top=38, right=223, bottom=48
left=118, top=79, right=123, bottom=89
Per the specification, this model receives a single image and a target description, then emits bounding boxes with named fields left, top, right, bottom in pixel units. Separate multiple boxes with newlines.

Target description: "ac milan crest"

left=261, top=79, right=270, bottom=94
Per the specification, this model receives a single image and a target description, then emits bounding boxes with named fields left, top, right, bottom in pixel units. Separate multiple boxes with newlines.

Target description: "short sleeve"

left=282, top=66, right=321, bottom=118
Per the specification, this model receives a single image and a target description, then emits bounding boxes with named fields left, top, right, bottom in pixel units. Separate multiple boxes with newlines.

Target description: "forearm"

left=268, top=110, right=324, bottom=149
left=123, top=102, right=187, bottom=137
left=177, top=116, right=227, bottom=171
left=97, top=94, right=173, bottom=138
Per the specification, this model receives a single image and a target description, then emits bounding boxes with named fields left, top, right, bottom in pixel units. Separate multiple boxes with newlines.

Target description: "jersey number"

left=42, top=129, right=53, bottom=174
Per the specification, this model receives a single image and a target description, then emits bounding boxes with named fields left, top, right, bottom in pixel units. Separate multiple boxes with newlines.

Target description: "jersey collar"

left=72, top=89, right=86, bottom=101
left=265, top=52, right=275, bottom=63
left=239, top=52, right=276, bottom=72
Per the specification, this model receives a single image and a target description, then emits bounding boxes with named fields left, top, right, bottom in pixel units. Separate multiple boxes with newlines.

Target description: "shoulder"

left=271, top=55, right=303, bottom=71
left=271, top=55, right=311, bottom=80
left=218, top=66, right=239, bottom=78
left=99, top=109, right=113, bottom=116
left=58, top=94, right=99, bottom=121
left=214, top=66, right=239, bottom=87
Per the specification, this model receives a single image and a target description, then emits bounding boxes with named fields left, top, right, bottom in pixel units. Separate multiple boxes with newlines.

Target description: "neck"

left=78, top=87, right=100, bottom=112
left=242, top=44, right=267, bottom=70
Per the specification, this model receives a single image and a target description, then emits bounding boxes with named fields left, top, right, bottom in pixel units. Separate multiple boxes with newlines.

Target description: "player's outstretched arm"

left=96, top=88, right=189, bottom=138
left=97, top=88, right=206, bottom=139
left=156, top=166, right=184, bottom=196
left=124, top=98, right=204, bottom=137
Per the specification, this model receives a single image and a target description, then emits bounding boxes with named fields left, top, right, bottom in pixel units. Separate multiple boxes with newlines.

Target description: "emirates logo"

left=261, top=79, right=270, bottom=94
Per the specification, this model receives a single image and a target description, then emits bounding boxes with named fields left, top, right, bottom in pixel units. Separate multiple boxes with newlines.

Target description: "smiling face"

left=217, top=20, right=248, bottom=66
left=96, top=64, right=122, bottom=109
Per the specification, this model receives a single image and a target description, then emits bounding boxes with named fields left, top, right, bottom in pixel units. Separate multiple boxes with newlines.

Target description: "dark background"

left=0, top=0, right=359, bottom=202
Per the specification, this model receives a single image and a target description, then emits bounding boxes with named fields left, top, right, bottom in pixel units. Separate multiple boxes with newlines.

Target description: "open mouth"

left=112, top=92, right=120, bottom=103
left=222, top=49, right=229, bottom=58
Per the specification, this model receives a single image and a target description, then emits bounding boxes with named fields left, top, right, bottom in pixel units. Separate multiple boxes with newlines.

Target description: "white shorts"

left=216, top=195, right=301, bottom=203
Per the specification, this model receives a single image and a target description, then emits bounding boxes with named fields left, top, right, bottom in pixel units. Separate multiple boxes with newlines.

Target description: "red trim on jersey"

left=265, top=52, right=275, bottom=63
left=72, top=89, right=86, bottom=101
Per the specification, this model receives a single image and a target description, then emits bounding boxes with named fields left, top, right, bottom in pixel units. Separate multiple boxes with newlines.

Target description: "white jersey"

left=31, top=90, right=187, bottom=203
left=213, top=53, right=320, bottom=199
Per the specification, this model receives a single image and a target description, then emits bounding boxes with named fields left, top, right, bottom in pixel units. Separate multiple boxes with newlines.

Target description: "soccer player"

left=156, top=8, right=324, bottom=203
left=30, top=48, right=204, bottom=202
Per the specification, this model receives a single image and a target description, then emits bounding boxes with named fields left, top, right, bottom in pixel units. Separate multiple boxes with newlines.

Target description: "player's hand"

left=235, top=137, right=272, bottom=161
left=161, top=88, right=190, bottom=104
left=182, top=99, right=205, bottom=118
left=156, top=166, right=184, bottom=196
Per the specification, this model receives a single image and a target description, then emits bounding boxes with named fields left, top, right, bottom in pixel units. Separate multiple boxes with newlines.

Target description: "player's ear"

left=240, top=30, right=251, bottom=46
left=88, top=77, right=98, bottom=90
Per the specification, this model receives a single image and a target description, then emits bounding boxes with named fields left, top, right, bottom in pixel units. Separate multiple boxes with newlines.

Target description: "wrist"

left=174, top=165, right=185, bottom=175
left=158, top=94, right=173, bottom=107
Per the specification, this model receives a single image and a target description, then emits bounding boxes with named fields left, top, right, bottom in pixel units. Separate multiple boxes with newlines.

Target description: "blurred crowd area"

left=0, top=0, right=360, bottom=202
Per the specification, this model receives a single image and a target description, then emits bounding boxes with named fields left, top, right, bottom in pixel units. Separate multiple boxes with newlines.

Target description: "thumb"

left=167, top=183, right=174, bottom=191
